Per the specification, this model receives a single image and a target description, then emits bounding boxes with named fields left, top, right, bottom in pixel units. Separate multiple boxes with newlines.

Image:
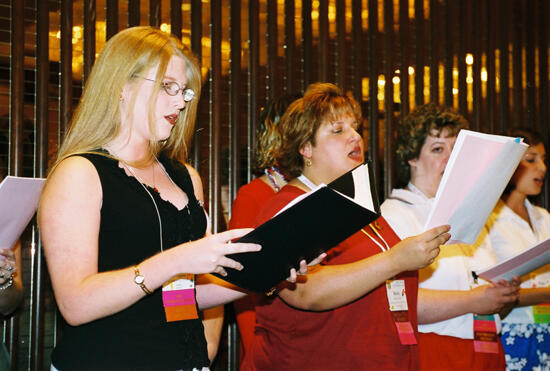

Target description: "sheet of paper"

left=424, top=130, right=527, bottom=244
left=0, top=176, right=46, bottom=249
left=478, top=237, right=550, bottom=282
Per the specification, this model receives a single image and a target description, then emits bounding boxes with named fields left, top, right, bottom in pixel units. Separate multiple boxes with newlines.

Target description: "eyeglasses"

left=136, top=76, right=195, bottom=102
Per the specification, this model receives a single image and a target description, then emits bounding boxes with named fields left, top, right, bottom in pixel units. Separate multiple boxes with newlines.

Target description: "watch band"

left=133, top=266, right=153, bottom=295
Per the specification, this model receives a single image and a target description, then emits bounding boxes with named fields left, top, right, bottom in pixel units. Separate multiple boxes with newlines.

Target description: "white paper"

left=0, top=176, right=45, bottom=249
left=276, top=163, right=376, bottom=216
left=477, top=237, right=550, bottom=282
left=424, top=130, right=527, bottom=244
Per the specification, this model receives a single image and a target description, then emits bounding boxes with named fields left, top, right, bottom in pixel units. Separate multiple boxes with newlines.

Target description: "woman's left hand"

left=0, top=249, right=16, bottom=285
left=287, top=253, right=327, bottom=282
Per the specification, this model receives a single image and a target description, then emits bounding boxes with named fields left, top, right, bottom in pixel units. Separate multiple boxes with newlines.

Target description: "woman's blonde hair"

left=276, top=83, right=362, bottom=178
left=52, top=26, right=201, bottom=170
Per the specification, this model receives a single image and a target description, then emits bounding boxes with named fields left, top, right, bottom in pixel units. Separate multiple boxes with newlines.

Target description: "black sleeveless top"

left=51, top=153, right=210, bottom=371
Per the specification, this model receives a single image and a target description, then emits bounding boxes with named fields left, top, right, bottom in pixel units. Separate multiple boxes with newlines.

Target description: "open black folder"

left=214, top=162, right=381, bottom=293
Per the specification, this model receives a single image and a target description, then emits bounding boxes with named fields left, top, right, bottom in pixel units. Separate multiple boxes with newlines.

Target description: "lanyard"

left=265, top=166, right=287, bottom=192
left=361, top=223, right=390, bottom=252
left=298, top=174, right=320, bottom=191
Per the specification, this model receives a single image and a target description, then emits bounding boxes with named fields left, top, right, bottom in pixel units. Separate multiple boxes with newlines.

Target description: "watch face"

left=135, top=275, right=145, bottom=284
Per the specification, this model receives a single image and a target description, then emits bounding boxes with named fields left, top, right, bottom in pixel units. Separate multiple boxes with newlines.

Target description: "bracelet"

left=0, top=276, right=14, bottom=291
left=265, top=286, right=277, bottom=296
left=133, top=266, right=153, bottom=295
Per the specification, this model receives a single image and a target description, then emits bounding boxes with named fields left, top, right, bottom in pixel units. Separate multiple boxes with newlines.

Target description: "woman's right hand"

left=388, top=225, right=451, bottom=272
left=177, top=228, right=261, bottom=277
left=470, top=279, right=520, bottom=315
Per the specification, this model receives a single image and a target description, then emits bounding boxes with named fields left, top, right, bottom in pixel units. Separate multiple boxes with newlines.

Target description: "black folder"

left=215, top=162, right=380, bottom=293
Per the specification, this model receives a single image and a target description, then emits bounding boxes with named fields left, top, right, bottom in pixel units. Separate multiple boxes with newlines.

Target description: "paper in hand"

left=0, top=176, right=45, bottom=249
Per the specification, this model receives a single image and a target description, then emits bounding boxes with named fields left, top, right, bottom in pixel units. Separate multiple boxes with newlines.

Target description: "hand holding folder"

left=424, top=130, right=528, bottom=245
left=214, top=162, right=380, bottom=293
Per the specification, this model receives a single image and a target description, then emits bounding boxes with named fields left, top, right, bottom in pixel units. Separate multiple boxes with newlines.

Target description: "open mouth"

left=534, top=178, right=544, bottom=187
left=165, top=114, right=178, bottom=125
left=348, top=148, right=363, bottom=162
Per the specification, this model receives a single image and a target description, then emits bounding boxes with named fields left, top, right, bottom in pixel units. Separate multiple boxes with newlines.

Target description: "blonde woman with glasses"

left=37, top=27, right=307, bottom=370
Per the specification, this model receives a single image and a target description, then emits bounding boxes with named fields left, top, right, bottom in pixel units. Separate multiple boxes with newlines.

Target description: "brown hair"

left=254, top=93, right=302, bottom=173
left=503, top=127, right=546, bottom=194
left=396, top=103, right=469, bottom=187
left=276, top=83, right=362, bottom=178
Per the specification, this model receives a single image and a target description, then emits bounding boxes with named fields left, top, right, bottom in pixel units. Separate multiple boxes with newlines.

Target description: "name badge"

left=473, top=314, right=499, bottom=353
left=386, top=279, right=408, bottom=311
left=532, top=272, right=550, bottom=323
left=386, top=279, right=416, bottom=345
left=162, top=274, right=199, bottom=322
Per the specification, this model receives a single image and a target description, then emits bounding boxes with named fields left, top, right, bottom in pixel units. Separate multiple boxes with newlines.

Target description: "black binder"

left=215, top=162, right=380, bottom=293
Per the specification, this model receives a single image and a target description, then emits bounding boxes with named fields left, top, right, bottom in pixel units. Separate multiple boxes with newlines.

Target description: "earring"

left=305, top=158, right=312, bottom=167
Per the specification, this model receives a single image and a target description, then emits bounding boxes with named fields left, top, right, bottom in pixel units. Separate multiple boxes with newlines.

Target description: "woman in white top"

left=381, top=103, right=520, bottom=370
left=485, top=128, right=550, bottom=370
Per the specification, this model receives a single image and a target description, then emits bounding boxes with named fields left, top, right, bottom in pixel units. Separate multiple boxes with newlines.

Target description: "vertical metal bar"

left=524, top=0, right=535, bottom=128
left=190, top=0, right=202, bottom=170
left=60, top=0, right=73, bottom=139
left=335, top=0, right=346, bottom=89
left=443, top=0, right=453, bottom=107
left=486, top=0, right=496, bottom=133
left=171, top=0, right=182, bottom=39
left=9, top=3, right=24, bottom=367
left=284, top=0, right=296, bottom=93
left=248, top=0, right=260, bottom=183
left=10, top=0, right=24, bottom=177
left=537, top=0, right=548, bottom=208
left=428, top=0, right=438, bottom=105
left=399, top=0, right=410, bottom=118
left=32, top=0, right=50, bottom=368
left=351, top=0, right=362, bottom=101
left=150, top=0, right=161, bottom=27
left=209, top=0, right=222, bottom=233
left=318, top=0, right=329, bottom=82
left=228, top=3, right=242, bottom=367
left=511, top=0, right=523, bottom=127
left=83, top=0, right=96, bottom=83
left=229, top=0, right=242, bottom=204
left=414, top=0, right=424, bottom=106
left=129, top=0, right=141, bottom=27
left=266, top=0, right=278, bottom=101
left=106, top=0, right=118, bottom=39
left=383, top=0, right=394, bottom=198
left=498, top=0, right=510, bottom=133
left=457, top=0, right=467, bottom=115
left=368, top=0, right=380, bottom=191
left=302, top=0, right=313, bottom=89
left=472, top=0, right=482, bottom=131
left=190, top=0, right=202, bottom=59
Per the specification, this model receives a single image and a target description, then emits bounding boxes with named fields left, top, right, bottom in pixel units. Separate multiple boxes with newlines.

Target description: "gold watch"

left=133, top=266, right=153, bottom=295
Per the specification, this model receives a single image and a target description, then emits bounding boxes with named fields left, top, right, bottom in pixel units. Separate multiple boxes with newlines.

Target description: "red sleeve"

left=228, top=185, right=263, bottom=229
left=254, top=186, right=304, bottom=227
